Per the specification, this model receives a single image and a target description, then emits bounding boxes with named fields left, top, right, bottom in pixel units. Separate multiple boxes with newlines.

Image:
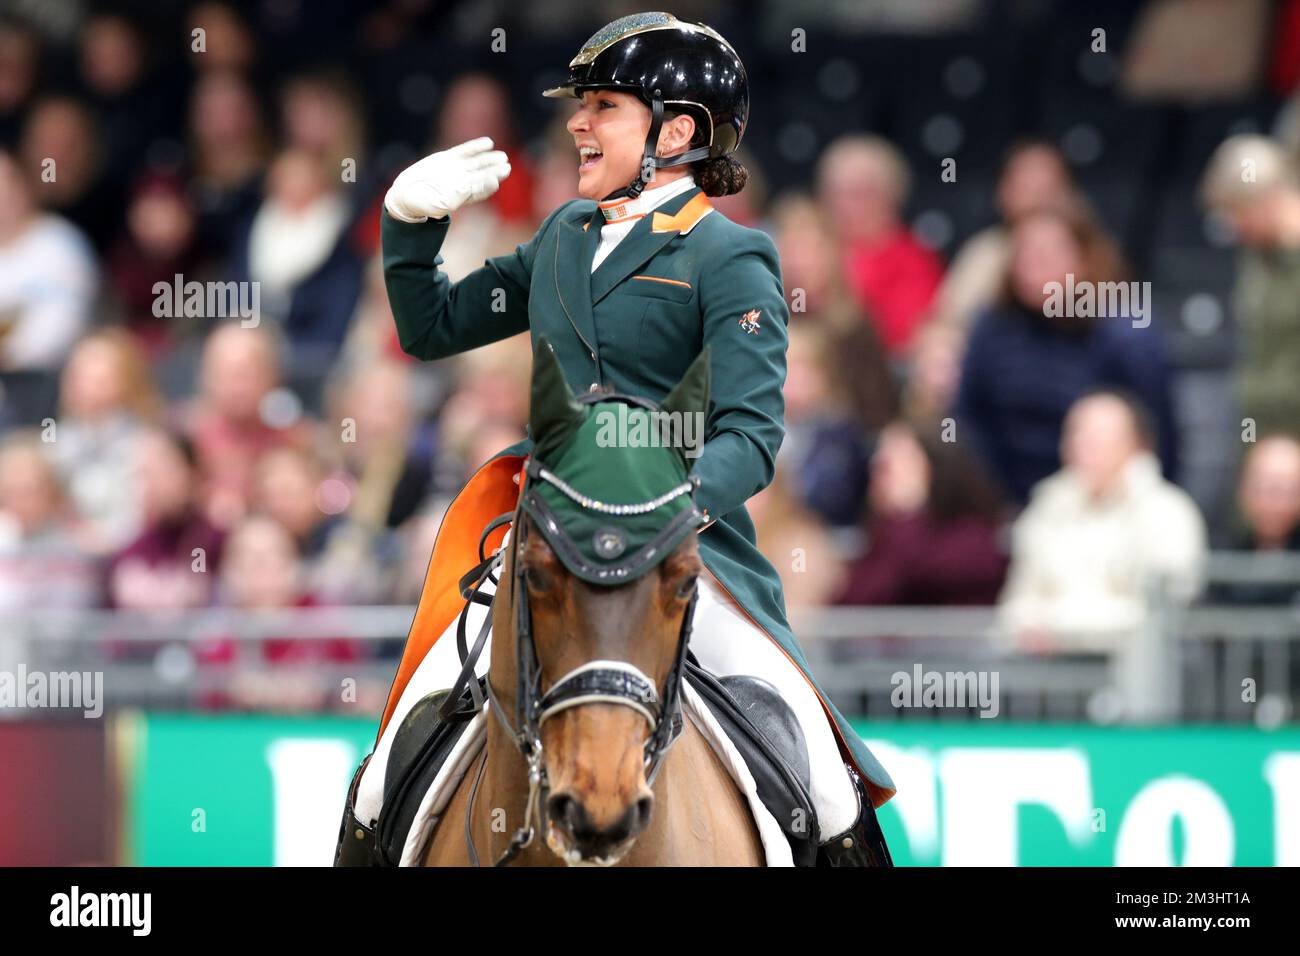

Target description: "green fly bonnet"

left=520, top=337, right=710, bottom=584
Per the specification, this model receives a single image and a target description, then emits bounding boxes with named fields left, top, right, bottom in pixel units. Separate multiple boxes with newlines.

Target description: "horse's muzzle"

left=545, top=790, right=654, bottom=865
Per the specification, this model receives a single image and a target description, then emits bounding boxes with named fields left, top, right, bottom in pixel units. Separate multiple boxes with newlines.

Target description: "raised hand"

left=384, top=136, right=512, bottom=224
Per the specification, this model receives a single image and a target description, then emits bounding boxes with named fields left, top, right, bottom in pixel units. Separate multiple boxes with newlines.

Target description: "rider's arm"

left=382, top=201, right=574, bottom=361
left=692, top=225, right=790, bottom=523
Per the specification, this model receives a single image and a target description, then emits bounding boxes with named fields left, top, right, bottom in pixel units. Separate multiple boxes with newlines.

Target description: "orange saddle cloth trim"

left=378, top=454, right=527, bottom=737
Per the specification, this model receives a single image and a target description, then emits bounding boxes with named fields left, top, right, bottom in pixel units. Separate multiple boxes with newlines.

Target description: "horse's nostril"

left=633, top=795, right=654, bottom=832
left=547, top=793, right=589, bottom=837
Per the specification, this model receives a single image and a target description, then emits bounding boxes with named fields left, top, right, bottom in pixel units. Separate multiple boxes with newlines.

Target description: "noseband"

left=440, top=396, right=701, bottom=866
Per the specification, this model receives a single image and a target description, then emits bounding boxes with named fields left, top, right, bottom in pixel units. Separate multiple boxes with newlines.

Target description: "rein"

left=442, top=451, right=699, bottom=867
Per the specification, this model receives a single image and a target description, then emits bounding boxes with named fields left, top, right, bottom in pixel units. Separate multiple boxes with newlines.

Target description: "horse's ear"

left=661, top=347, right=711, bottom=419
left=530, top=336, right=585, bottom=463
left=660, top=347, right=711, bottom=466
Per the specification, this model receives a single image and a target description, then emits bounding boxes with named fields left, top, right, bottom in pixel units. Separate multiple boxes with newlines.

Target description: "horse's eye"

left=523, top=566, right=554, bottom=593
left=675, top=576, right=698, bottom=601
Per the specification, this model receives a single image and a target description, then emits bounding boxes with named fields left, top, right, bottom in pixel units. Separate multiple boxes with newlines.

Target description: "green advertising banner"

left=120, top=712, right=1300, bottom=866
left=854, top=722, right=1299, bottom=867
left=122, top=712, right=375, bottom=867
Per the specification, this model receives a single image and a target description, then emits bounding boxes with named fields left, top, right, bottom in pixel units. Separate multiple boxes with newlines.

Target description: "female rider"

left=347, top=12, right=894, bottom=866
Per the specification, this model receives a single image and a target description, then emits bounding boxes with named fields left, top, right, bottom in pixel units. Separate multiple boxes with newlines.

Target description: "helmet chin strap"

left=607, top=92, right=712, bottom=201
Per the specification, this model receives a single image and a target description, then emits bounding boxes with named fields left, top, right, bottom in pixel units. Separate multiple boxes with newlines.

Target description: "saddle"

left=334, top=685, right=478, bottom=867
left=683, top=660, right=818, bottom=865
left=335, top=665, right=817, bottom=866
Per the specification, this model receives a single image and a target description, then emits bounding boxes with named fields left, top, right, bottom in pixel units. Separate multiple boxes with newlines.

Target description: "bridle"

left=438, top=392, right=703, bottom=866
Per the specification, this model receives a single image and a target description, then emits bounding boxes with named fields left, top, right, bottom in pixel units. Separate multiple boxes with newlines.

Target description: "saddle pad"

left=398, top=690, right=793, bottom=866
left=398, top=707, right=490, bottom=867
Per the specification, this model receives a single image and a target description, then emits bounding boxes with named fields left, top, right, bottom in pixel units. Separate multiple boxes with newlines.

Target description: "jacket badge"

left=739, top=309, right=762, bottom=334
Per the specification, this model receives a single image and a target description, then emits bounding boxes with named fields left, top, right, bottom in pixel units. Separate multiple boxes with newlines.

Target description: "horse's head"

left=492, top=338, right=710, bottom=866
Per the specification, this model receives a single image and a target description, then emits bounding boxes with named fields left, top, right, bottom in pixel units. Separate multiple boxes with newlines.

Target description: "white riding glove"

left=383, top=136, right=512, bottom=224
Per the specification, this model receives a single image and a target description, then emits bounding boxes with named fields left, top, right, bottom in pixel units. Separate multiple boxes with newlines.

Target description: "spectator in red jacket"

left=182, top=321, right=315, bottom=530
left=106, top=427, right=224, bottom=610
left=816, top=134, right=943, bottom=356
left=434, top=71, right=535, bottom=225
left=196, top=514, right=363, bottom=711
left=835, top=419, right=1009, bottom=606
left=105, top=170, right=203, bottom=357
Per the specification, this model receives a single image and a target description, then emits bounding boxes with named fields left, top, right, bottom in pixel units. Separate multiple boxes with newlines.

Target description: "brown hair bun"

left=697, top=154, right=748, bottom=197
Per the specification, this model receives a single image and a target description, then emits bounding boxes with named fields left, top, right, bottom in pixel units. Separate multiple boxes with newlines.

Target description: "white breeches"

left=356, top=564, right=859, bottom=838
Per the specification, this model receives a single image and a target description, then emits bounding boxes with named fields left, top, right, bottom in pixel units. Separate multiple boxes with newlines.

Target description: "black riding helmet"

left=543, top=11, right=749, bottom=200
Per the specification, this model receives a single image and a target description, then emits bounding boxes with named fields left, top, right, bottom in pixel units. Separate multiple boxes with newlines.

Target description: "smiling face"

left=565, top=90, right=696, bottom=200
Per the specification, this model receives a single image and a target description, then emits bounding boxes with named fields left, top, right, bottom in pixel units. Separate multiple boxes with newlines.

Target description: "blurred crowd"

left=3, top=1, right=1300, bottom=707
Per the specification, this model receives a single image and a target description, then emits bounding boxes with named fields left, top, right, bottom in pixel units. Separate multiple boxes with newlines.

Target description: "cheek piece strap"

left=618, top=92, right=713, bottom=201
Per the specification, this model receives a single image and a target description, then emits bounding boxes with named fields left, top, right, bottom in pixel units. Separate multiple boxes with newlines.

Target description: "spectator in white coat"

left=0, top=148, right=97, bottom=371
left=999, top=389, right=1207, bottom=651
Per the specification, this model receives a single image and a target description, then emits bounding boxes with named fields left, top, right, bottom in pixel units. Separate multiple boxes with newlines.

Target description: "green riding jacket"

left=381, top=185, right=895, bottom=805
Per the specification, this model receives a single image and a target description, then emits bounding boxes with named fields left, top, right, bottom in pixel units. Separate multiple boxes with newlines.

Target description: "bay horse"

left=420, top=341, right=764, bottom=866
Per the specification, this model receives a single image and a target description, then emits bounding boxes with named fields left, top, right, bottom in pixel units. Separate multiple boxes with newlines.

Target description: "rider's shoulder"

left=694, top=205, right=778, bottom=261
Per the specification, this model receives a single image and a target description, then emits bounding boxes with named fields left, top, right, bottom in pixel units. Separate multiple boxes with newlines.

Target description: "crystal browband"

left=535, top=466, right=696, bottom=516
